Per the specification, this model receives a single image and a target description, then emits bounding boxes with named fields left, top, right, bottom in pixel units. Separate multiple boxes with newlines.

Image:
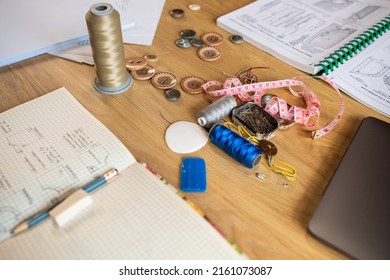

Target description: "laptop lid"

left=308, top=117, right=390, bottom=259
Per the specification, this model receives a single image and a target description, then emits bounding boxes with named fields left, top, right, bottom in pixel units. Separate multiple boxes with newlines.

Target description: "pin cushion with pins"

left=231, top=102, right=278, bottom=140
left=260, top=94, right=295, bottom=129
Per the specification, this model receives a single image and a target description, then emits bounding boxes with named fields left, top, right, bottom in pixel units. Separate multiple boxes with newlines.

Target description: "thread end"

left=198, top=116, right=207, bottom=126
left=251, top=153, right=262, bottom=168
left=90, top=3, right=113, bottom=16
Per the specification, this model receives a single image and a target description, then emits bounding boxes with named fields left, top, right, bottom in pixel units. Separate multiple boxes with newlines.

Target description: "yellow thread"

left=86, top=3, right=131, bottom=94
left=223, top=121, right=297, bottom=181
left=261, top=158, right=297, bottom=181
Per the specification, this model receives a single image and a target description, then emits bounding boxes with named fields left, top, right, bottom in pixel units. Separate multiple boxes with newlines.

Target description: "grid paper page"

left=0, top=162, right=245, bottom=259
left=0, top=87, right=135, bottom=244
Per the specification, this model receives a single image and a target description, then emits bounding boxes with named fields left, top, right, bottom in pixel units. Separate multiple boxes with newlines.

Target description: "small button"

left=188, top=4, right=201, bottom=11
left=180, top=29, right=196, bottom=39
left=169, top=8, right=185, bottom=18
left=165, top=88, right=181, bottom=101
left=189, top=38, right=203, bottom=47
left=200, top=32, right=223, bottom=46
left=175, top=38, right=191, bottom=48
left=230, top=35, right=244, bottom=44
left=180, top=76, right=206, bottom=94
left=257, top=140, right=278, bottom=156
left=143, top=54, right=159, bottom=62
left=151, top=72, right=177, bottom=89
left=126, top=57, right=147, bottom=70
left=197, top=46, right=221, bottom=61
left=130, top=65, right=155, bottom=80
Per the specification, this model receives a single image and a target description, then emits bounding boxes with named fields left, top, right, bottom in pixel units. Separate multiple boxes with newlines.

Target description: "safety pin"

left=256, top=173, right=288, bottom=188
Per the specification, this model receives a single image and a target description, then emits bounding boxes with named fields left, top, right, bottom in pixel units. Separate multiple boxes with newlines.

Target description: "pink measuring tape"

left=202, top=75, right=344, bottom=139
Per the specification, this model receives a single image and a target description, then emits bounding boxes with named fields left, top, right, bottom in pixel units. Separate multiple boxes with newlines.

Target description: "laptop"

left=308, top=117, right=390, bottom=259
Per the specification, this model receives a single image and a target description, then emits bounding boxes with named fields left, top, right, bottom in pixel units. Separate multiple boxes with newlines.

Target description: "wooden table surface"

left=1, top=0, right=388, bottom=259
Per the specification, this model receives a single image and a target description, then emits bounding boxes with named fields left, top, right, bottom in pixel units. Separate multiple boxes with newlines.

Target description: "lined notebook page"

left=0, top=162, right=245, bottom=259
left=0, top=88, right=135, bottom=244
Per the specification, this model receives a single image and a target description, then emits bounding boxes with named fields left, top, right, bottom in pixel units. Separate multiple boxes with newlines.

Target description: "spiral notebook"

left=217, top=0, right=390, bottom=117
left=0, top=87, right=245, bottom=259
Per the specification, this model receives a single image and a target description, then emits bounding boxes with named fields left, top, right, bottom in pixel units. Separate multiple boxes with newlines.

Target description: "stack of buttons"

left=198, top=32, right=223, bottom=61
left=125, top=55, right=181, bottom=102
left=126, top=56, right=156, bottom=80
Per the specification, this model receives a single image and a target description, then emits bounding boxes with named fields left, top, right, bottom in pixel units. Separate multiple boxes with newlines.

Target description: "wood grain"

left=1, top=0, right=388, bottom=259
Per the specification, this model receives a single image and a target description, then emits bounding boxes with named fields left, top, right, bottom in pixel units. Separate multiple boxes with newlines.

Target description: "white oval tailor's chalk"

left=165, top=121, right=209, bottom=154
left=49, top=189, right=93, bottom=227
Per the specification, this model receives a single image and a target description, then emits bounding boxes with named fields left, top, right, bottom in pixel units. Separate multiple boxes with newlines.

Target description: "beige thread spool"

left=86, top=3, right=132, bottom=94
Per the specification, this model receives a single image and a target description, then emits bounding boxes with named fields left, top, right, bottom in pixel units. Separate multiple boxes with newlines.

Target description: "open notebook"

left=217, top=0, right=390, bottom=75
left=217, top=0, right=390, bottom=117
left=327, top=33, right=390, bottom=118
left=0, top=87, right=245, bottom=259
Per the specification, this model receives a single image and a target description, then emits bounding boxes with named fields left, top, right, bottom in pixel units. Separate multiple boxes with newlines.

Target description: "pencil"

left=12, top=168, right=118, bottom=235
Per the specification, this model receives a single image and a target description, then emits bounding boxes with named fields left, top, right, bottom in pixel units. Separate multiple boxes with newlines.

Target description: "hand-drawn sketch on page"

left=0, top=88, right=135, bottom=243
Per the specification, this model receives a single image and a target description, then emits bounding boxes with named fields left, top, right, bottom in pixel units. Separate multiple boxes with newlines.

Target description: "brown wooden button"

left=143, top=54, right=159, bottom=62
left=151, top=72, right=177, bottom=89
left=169, top=9, right=185, bottom=18
left=257, top=140, right=278, bottom=156
left=130, top=65, right=155, bottom=80
left=180, top=76, right=206, bottom=95
left=197, top=46, right=221, bottom=61
left=126, top=57, right=147, bottom=70
left=200, top=32, right=223, bottom=46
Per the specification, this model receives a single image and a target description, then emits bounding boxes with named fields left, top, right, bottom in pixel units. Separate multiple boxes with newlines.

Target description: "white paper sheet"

left=122, top=0, right=166, bottom=45
left=0, top=0, right=165, bottom=67
left=328, top=34, right=390, bottom=118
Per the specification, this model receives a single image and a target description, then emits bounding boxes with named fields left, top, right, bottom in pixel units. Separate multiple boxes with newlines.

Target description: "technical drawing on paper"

left=348, top=5, right=381, bottom=21
left=265, top=6, right=305, bottom=28
left=290, top=35, right=309, bottom=46
left=0, top=120, right=11, bottom=134
left=306, top=23, right=355, bottom=49
left=383, top=73, right=390, bottom=91
left=0, top=206, right=20, bottom=234
left=0, top=189, right=32, bottom=234
left=314, top=0, right=353, bottom=13
left=6, top=127, right=43, bottom=153
left=252, top=0, right=286, bottom=20
left=0, top=170, right=11, bottom=193
left=78, top=144, right=109, bottom=173
left=248, top=0, right=325, bottom=38
left=245, top=0, right=307, bottom=28
left=351, top=56, right=390, bottom=77
left=37, top=165, right=78, bottom=193
left=280, top=14, right=325, bottom=39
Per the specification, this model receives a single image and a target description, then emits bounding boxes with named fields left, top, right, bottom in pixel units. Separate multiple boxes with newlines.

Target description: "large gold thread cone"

left=86, top=3, right=131, bottom=94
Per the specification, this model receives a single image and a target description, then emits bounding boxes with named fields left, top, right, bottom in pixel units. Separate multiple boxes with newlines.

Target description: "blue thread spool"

left=209, top=124, right=262, bottom=168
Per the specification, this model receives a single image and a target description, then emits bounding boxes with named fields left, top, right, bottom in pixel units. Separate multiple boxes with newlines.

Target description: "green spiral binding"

left=316, top=15, right=390, bottom=75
